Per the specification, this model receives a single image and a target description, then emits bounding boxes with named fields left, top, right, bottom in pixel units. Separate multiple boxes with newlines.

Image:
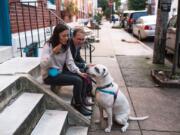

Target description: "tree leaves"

left=128, top=0, right=146, bottom=10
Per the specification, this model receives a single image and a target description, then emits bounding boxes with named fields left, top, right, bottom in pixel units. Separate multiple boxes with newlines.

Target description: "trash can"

left=23, top=42, right=38, bottom=57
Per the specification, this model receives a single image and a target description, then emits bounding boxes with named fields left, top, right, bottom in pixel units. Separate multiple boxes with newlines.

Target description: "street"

left=129, top=32, right=175, bottom=64
left=142, top=38, right=154, bottom=49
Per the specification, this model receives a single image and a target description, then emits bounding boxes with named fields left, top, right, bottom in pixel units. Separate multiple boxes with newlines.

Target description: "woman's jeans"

left=44, top=71, right=84, bottom=105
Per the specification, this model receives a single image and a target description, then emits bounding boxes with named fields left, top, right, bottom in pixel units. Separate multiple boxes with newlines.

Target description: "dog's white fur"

left=87, top=64, right=148, bottom=132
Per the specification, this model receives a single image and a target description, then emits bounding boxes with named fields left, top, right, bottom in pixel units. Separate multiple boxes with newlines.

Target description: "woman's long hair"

left=48, top=23, right=69, bottom=52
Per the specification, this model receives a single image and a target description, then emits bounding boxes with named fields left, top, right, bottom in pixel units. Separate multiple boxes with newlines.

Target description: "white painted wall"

left=153, top=0, right=178, bottom=18
left=169, top=0, right=178, bottom=17
left=12, top=27, right=52, bottom=57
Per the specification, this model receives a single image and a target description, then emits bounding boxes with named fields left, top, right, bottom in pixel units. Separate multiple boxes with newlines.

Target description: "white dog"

left=87, top=64, right=149, bottom=133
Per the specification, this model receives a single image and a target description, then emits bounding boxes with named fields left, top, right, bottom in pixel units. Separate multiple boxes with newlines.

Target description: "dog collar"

left=97, top=83, right=113, bottom=89
left=96, top=85, right=119, bottom=104
left=96, top=88, right=115, bottom=96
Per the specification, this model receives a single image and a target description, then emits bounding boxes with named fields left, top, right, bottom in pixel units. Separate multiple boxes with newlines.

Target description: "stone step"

left=31, top=110, right=68, bottom=135
left=0, top=75, right=21, bottom=111
left=36, top=79, right=92, bottom=125
left=66, top=126, right=88, bottom=135
left=0, top=57, right=40, bottom=78
left=0, top=92, right=45, bottom=135
left=0, top=46, right=13, bottom=64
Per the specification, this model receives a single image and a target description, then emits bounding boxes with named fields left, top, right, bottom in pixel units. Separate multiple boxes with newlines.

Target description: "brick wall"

left=9, top=0, right=58, bottom=33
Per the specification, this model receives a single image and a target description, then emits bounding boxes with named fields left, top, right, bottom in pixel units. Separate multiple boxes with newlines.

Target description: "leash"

left=89, top=77, right=96, bottom=84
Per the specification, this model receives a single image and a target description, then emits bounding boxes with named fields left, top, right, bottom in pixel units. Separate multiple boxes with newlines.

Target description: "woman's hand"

left=52, top=44, right=62, bottom=54
left=79, top=72, right=88, bottom=79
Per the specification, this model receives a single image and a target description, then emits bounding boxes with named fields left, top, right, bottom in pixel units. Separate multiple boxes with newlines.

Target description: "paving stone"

left=142, top=131, right=180, bottom=135
left=88, top=130, right=141, bottom=135
left=128, top=87, right=180, bottom=132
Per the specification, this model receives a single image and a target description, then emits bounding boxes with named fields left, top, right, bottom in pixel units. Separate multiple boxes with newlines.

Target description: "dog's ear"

left=94, top=67, right=100, bottom=74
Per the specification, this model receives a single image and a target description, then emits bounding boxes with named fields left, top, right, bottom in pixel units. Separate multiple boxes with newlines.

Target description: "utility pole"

left=109, top=0, right=113, bottom=23
left=153, top=0, right=172, bottom=64
left=172, top=0, right=180, bottom=75
left=147, top=0, right=152, bottom=15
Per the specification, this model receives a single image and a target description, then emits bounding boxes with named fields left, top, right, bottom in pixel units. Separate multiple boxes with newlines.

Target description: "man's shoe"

left=83, top=97, right=94, bottom=106
left=73, top=105, right=92, bottom=116
left=82, top=105, right=92, bottom=112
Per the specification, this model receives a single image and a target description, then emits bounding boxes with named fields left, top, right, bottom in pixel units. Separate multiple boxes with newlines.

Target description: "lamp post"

left=146, top=0, right=152, bottom=14
left=109, top=0, right=113, bottom=23
left=172, top=0, right=180, bottom=75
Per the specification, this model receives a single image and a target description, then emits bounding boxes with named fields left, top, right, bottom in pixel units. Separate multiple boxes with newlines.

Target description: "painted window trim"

left=47, top=0, right=56, bottom=10
left=20, top=0, right=38, bottom=7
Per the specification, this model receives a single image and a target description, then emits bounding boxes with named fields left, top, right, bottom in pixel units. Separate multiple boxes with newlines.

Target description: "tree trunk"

left=172, top=0, right=180, bottom=75
left=153, top=0, right=172, bottom=64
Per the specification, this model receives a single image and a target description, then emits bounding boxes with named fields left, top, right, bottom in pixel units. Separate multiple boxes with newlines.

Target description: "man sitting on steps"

left=65, top=27, right=94, bottom=106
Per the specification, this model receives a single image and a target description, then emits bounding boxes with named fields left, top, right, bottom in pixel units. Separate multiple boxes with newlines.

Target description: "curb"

left=151, top=69, right=180, bottom=88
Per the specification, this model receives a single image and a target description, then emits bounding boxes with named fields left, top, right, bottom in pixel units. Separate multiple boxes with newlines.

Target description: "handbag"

left=48, top=67, right=61, bottom=77
left=48, top=50, right=61, bottom=77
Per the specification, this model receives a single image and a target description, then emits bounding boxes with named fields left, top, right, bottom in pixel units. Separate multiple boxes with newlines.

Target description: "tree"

left=128, top=0, right=146, bottom=10
left=98, top=0, right=110, bottom=18
left=114, top=0, right=121, bottom=11
left=98, top=0, right=108, bottom=13
left=65, top=1, right=78, bottom=17
left=104, top=8, right=111, bottom=19
left=153, top=0, right=171, bottom=64
left=172, top=1, right=180, bottom=75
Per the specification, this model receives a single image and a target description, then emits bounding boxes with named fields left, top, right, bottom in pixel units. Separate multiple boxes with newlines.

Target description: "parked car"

left=132, top=15, right=156, bottom=40
left=166, top=15, right=177, bottom=54
left=120, top=10, right=134, bottom=28
left=125, top=10, right=147, bottom=32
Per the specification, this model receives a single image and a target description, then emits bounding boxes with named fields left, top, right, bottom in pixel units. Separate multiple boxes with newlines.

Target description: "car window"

left=132, top=12, right=147, bottom=20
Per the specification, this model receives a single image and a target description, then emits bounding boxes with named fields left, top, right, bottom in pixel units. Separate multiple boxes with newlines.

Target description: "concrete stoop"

left=0, top=57, right=89, bottom=135
left=0, top=46, right=13, bottom=64
left=0, top=75, right=89, bottom=135
left=0, top=57, right=40, bottom=78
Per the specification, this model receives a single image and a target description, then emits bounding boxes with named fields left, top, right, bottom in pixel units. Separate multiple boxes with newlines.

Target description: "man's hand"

left=79, top=72, right=88, bottom=79
left=87, top=63, right=95, bottom=67
left=52, top=44, right=62, bottom=54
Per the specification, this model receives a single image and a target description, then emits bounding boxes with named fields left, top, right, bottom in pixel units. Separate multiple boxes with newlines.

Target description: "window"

left=47, top=0, right=56, bottom=10
left=20, top=0, right=37, bottom=6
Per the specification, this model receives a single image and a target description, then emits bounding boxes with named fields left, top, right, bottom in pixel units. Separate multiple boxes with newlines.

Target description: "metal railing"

left=9, top=1, right=94, bottom=63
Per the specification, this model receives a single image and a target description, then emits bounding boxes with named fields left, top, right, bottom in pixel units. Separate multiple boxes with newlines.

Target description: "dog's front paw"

left=121, top=127, right=127, bottom=132
left=105, top=127, right=111, bottom=133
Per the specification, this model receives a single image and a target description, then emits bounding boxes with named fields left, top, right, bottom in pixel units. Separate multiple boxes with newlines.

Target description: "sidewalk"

left=88, top=21, right=180, bottom=135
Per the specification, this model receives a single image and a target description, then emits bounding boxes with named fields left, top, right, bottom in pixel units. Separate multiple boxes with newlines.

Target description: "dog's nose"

left=84, top=66, right=89, bottom=72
